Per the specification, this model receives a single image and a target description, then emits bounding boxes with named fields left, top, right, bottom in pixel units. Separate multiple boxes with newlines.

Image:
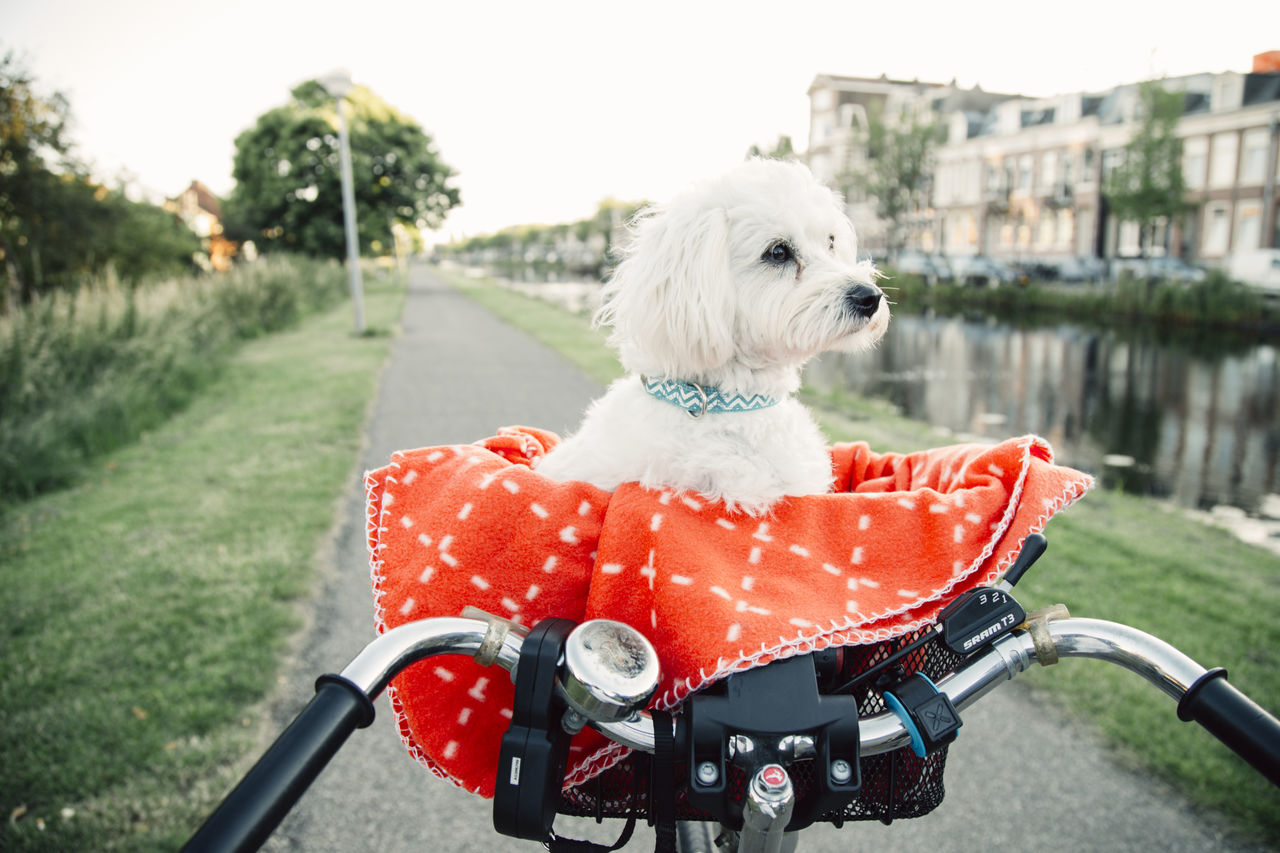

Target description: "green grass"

left=444, top=268, right=1280, bottom=843
left=0, top=272, right=404, bottom=851
left=0, top=256, right=352, bottom=506
left=815, top=399, right=1280, bottom=842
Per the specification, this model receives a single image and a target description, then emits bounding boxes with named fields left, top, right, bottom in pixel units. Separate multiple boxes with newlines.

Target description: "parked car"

left=1227, top=249, right=1280, bottom=296
left=892, top=251, right=953, bottom=284
left=948, top=255, right=1020, bottom=287
left=1011, top=261, right=1059, bottom=282
left=1054, top=256, right=1107, bottom=284
left=1112, top=256, right=1207, bottom=282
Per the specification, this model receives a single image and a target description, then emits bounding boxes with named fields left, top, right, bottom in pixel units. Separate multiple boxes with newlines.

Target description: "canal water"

left=806, top=314, right=1279, bottom=516
left=476, top=271, right=1279, bottom=519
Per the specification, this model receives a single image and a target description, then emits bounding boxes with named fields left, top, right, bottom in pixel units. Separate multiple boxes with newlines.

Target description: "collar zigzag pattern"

left=641, top=376, right=780, bottom=417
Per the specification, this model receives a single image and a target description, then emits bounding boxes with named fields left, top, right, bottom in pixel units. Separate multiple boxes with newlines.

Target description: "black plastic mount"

left=493, top=618, right=576, bottom=841
left=937, top=534, right=1043, bottom=658
left=883, top=673, right=962, bottom=757
left=939, top=587, right=1026, bottom=657
left=684, top=653, right=861, bottom=831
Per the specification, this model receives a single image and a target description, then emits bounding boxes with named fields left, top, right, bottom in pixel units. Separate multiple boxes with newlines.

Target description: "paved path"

left=260, top=264, right=1269, bottom=852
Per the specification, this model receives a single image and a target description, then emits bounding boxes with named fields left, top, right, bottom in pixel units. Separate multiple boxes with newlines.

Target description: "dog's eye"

left=763, top=242, right=794, bottom=264
left=828, top=235, right=835, bottom=252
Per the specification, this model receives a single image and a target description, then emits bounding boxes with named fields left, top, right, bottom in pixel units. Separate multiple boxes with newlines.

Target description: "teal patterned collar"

left=641, top=376, right=780, bottom=419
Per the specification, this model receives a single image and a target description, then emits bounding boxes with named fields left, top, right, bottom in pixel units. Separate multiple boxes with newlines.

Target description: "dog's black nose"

left=844, top=283, right=883, bottom=318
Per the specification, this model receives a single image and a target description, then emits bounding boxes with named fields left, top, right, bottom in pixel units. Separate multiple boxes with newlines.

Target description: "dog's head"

left=596, top=159, right=887, bottom=387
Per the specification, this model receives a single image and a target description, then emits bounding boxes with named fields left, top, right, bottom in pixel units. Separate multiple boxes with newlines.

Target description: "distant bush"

left=0, top=256, right=346, bottom=505
left=882, top=266, right=1274, bottom=332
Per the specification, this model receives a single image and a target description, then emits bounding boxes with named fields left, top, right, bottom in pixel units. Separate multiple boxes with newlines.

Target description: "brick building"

left=806, top=54, right=1280, bottom=270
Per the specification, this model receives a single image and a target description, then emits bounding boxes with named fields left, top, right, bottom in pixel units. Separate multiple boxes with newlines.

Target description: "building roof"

left=176, top=180, right=221, bottom=219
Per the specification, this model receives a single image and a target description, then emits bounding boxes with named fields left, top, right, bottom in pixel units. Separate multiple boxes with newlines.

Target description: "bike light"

left=559, top=620, right=660, bottom=726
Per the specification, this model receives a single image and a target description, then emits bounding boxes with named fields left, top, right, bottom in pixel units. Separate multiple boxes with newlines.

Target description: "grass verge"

left=0, top=256, right=351, bottom=506
left=0, top=272, right=404, bottom=851
left=444, top=268, right=1280, bottom=843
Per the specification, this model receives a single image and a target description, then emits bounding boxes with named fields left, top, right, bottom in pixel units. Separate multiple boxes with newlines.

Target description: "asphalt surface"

left=258, top=264, right=1271, bottom=852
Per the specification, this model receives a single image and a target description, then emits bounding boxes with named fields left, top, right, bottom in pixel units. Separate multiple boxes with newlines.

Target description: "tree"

left=846, top=102, right=943, bottom=255
left=225, top=81, right=459, bottom=259
left=747, top=136, right=797, bottom=161
left=1, top=52, right=199, bottom=309
left=2, top=50, right=75, bottom=306
left=1104, top=80, right=1189, bottom=259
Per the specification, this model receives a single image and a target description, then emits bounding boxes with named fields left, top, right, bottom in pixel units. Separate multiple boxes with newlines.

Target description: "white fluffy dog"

left=535, top=159, right=889, bottom=515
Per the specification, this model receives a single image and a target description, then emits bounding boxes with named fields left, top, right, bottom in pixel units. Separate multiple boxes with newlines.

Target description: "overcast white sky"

left=4, top=0, right=1277, bottom=240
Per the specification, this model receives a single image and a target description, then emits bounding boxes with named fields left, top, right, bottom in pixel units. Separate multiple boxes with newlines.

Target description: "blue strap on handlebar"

left=884, top=674, right=961, bottom=758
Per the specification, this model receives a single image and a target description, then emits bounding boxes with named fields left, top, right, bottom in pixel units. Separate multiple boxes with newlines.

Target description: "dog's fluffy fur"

left=535, top=159, right=889, bottom=515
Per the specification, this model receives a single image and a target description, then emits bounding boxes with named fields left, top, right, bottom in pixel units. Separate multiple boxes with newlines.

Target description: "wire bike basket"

left=558, top=623, right=963, bottom=826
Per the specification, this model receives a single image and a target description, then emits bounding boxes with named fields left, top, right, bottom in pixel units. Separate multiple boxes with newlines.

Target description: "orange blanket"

left=366, top=427, right=1092, bottom=796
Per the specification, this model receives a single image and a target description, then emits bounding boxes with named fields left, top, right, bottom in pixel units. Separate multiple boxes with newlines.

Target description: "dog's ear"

left=596, top=205, right=735, bottom=377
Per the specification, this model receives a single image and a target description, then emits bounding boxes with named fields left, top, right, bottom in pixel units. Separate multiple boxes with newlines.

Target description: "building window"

left=1235, top=201, right=1262, bottom=252
left=1040, top=151, right=1057, bottom=191
left=1037, top=213, right=1055, bottom=247
left=1102, top=148, right=1125, bottom=183
left=1202, top=202, right=1232, bottom=256
left=1240, top=128, right=1269, bottom=185
left=1209, top=133, right=1239, bottom=189
left=1080, top=147, right=1096, bottom=184
left=1017, top=154, right=1033, bottom=192
left=985, top=161, right=1005, bottom=195
left=1183, top=136, right=1208, bottom=191
left=1056, top=209, right=1074, bottom=248
left=1118, top=221, right=1141, bottom=256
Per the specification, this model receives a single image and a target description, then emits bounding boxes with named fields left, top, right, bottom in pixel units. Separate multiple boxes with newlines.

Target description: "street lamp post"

left=318, top=69, right=365, bottom=335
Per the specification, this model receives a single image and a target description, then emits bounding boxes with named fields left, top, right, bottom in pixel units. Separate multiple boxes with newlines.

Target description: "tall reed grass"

left=0, top=256, right=346, bottom=505
left=885, top=268, right=1275, bottom=332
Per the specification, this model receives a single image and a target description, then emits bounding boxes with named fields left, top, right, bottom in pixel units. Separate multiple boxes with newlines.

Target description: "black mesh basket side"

left=558, top=625, right=965, bottom=824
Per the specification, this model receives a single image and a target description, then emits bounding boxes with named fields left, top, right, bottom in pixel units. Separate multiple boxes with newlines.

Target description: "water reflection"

left=806, top=314, right=1279, bottom=514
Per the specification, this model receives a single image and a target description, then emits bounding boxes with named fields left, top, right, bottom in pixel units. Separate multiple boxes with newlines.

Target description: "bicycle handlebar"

left=1178, top=668, right=1280, bottom=785
left=183, top=676, right=374, bottom=853
left=182, top=613, right=1280, bottom=852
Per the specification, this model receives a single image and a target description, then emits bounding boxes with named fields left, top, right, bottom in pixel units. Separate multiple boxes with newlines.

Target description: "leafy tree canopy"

left=1, top=51, right=200, bottom=308
left=1104, top=80, right=1189, bottom=257
left=225, top=80, right=460, bottom=259
left=848, top=102, right=943, bottom=254
left=747, top=136, right=797, bottom=161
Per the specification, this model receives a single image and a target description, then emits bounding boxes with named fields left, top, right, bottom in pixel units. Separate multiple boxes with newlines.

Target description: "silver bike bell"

left=558, top=620, right=660, bottom=730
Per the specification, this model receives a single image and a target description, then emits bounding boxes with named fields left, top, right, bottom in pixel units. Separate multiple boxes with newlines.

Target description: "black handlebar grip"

left=1177, top=669, right=1280, bottom=787
left=183, top=675, right=376, bottom=853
